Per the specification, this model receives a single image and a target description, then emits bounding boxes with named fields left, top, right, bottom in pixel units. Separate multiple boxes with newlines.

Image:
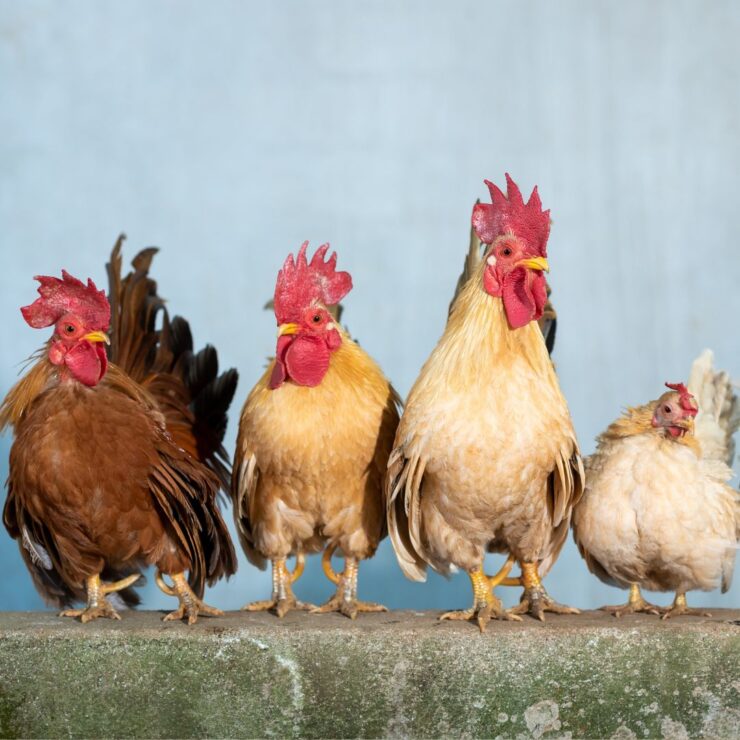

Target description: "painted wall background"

left=1, top=0, right=738, bottom=613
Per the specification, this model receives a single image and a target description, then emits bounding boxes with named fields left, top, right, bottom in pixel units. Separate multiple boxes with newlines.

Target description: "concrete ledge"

left=0, top=610, right=738, bottom=739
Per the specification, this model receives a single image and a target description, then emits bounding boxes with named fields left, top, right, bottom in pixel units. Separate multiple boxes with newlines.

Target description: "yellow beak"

left=517, top=256, right=550, bottom=273
left=277, top=323, right=299, bottom=337
left=83, top=331, right=110, bottom=345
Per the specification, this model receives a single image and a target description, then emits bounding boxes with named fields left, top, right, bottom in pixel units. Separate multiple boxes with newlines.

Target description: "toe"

left=275, top=600, right=293, bottom=618
left=242, top=600, right=276, bottom=612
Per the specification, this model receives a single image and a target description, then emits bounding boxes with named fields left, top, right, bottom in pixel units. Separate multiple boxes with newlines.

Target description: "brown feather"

left=2, top=238, right=238, bottom=607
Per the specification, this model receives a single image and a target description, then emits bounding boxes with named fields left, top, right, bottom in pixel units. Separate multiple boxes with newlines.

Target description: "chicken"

left=232, top=242, right=400, bottom=619
left=573, top=352, right=739, bottom=618
left=1, top=237, right=238, bottom=623
left=386, top=175, right=584, bottom=630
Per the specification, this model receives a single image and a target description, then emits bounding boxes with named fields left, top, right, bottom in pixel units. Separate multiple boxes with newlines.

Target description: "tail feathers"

left=688, top=349, right=740, bottom=468
left=107, top=237, right=239, bottom=488
left=189, top=352, right=239, bottom=490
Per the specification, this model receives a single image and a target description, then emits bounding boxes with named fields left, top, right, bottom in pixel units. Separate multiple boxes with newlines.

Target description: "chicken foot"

left=661, top=592, right=712, bottom=620
left=508, top=561, right=580, bottom=621
left=311, top=545, right=387, bottom=620
left=440, top=555, right=522, bottom=632
left=601, top=583, right=663, bottom=617
left=60, top=573, right=141, bottom=622
left=157, top=571, right=224, bottom=625
left=242, top=555, right=312, bottom=618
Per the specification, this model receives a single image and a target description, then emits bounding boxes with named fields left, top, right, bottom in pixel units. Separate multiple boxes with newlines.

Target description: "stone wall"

left=0, top=610, right=738, bottom=738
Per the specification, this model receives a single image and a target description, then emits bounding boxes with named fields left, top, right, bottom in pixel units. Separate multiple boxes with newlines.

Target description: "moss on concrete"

left=0, top=610, right=738, bottom=738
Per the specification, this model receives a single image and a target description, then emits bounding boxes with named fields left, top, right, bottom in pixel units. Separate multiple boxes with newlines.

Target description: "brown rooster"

left=1, top=237, right=238, bottom=623
left=387, top=175, right=584, bottom=630
left=232, top=242, right=400, bottom=618
left=573, top=352, right=739, bottom=618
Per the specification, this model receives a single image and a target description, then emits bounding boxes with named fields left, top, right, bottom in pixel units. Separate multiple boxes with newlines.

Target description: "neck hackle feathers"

left=665, top=382, right=699, bottom=416
left=21, top=271, right=110, bottom=331
left=472, top=173, right=550, bottom=256
left=273, top=242, right=352, bottom=324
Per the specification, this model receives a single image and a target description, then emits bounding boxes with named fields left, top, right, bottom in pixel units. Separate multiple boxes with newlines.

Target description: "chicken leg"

left=440, top=555, right=521, bottom=632
left=661, top=592, right=711, bottom=620
left=157, top=571, right=224, bottom=625
left=508, top=561, right=579, bottom=621
left=60, top=573, right=141, bottom=622
left=601, top=583, right=663, bottom=617
left=242, top=555, right=312, bottom=618
left=311, top=545, right=387, bottom=619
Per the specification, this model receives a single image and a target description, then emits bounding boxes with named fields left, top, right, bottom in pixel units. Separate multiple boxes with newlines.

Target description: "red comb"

left=665, top=382, right=698, bottom=416
left=273, top=242, right=353, bottom=324
left=472, top=173, right=551, bottom=256
left=21, top=271, right=110, bottom=331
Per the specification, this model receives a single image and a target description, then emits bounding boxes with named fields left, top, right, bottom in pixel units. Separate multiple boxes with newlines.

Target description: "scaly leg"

left=440, top=556, right=522, bottom=632
left=601, top=583, right=663, bottom=617
left=508, top=561, right=579, bottom=621
left=242, top=555, right=312, bottom=618
left=661, top=592, right=711, bottom=620
left=311, top=546, right=387, bottom=620
left=60, top=573, right=141, bottom=623
left=157, top=572, right=224, bottom=625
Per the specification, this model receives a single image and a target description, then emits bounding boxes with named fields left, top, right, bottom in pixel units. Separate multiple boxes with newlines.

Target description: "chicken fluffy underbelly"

left=417, top=386, right=564, bottom=563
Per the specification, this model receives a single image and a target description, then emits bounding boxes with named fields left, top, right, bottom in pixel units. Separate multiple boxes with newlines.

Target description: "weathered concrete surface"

left=0, top=610, right=738, bottom=739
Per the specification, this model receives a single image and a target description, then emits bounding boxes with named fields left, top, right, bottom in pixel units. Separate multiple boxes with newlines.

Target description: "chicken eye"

left=663, top=405, right=672, bottom=414
left=501, top=247, right=512, bottom=257
left=65, top=324, right=76, bottom=334
left=312, top=314, right=322, bottom=324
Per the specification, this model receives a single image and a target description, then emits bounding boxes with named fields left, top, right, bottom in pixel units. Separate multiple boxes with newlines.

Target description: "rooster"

left=386, top=175, right=584, bottom=630
left=232, top=242, right=400, bottom=619
left=572, top=351, right=739, bottom=618
left=1, top=237, right=238, bottom=623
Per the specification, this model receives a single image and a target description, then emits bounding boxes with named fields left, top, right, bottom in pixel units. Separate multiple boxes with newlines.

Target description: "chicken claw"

left=508, top=562, right=579, bottom=621
left=241, top=556, right=313, bottom=617
left=311, top=546, right=387, bottom=620
left=440, top=559, right=522, bottom=633
left=601, top=583, right=663, bottom=618
left=661, top=592, right=711, bottom=620
left=60, top=573, right=140, bottom=623
left=157, top=571, right=224, bottom=625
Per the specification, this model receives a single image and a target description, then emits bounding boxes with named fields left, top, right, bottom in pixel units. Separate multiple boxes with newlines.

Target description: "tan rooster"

left=573, top=351, right=739, bottom=618
left=232, top=242, right=400, bottom=618
left=386, top=175, right=584, bottom=630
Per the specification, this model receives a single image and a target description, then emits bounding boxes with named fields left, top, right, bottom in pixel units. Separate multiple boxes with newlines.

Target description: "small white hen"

left=572, top=350, right=739, bottom=618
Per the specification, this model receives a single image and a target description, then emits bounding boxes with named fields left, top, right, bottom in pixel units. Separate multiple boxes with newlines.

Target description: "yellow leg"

left=508, top=561, right=580, bottom=621
left=241, top=555, right=312, bottom=618
left=312, top=545, right=387, bottom=620
left=60, top=573, right=141, bottom=623
left=661, top=592, right=711, bottom=620
left=601, top=583, right=663, bottom=618
left=440, top=556, right=522, bottom=633
left=156, top=572, right=224, bottom=625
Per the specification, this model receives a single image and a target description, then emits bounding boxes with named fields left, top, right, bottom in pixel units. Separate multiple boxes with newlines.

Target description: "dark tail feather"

left=107, top=238, right=239, bottom=489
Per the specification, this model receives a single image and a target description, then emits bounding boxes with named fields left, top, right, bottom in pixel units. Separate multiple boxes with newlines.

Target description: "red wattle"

left=502, top=267, right=535, bottom=329
left=64, top=341, right=105, bottom=387
left=269, top=335, right=293, bottom=389
left=285, top=336, right=330, bottom=387
left=502, top=268, right=547, bottom=329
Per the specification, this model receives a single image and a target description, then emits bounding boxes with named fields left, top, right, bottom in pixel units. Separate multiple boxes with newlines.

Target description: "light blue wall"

left=1, top=1, right=738, bottom=613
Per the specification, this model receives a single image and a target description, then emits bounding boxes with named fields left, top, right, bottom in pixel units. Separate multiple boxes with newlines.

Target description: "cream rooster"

left=573, top=351, right=739, bottom=618
left=386, top=175, right=584, bottom=630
